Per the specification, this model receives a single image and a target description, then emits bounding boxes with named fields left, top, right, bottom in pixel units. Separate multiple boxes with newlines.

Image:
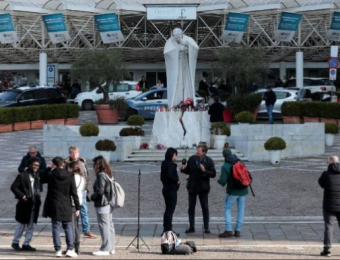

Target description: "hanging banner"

left=0, top=13, right=19, bottom=44
left=94, top=13, right=124, bottom=44
left=273, top=12, right=302, bottom=42
left=327, top=12, right=340, bottom=41
left=42, top=13, right=71, bottom=44
left=220, top=13, right=249, bottom=43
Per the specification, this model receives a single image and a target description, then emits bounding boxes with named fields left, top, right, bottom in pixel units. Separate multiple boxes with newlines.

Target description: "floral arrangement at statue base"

left=140, top=143, right=149, bottom=149
left=224, top=142, right=229, bottom=148
left=156, top=144, right=166, bottom=150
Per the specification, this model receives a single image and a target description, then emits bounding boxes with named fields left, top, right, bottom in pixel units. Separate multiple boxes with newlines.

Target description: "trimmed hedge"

left=234, top=111, right=255, bottom=123
left=264, top=137, right=286, bottom=150
left=325, top=123, right=339, bottom=134
left=79, top=123, right=99, bottom=136
left=281, top=102, right=301, bottom=117
left=119, top=127, right=145, bottom=136
left=127, top=115, right=145, bottom=126
left=95, top=139, right=117, bottom=151
left=0, top=104, right=79, bottom=124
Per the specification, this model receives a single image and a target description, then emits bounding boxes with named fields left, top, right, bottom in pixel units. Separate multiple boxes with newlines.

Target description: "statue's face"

left=173, top=28, right=183, bottom=44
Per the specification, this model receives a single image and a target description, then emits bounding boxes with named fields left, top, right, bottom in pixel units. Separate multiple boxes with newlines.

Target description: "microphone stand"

left=126, top=169, right=150, bottom=252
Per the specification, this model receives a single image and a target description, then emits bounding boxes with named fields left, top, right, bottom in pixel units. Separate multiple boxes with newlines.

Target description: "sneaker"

left=234, top=231, right=241, bottom=237
left=55, top=250, right=62, bottom=257
left=22, top=244, right=36, bottom=251
left=110, top=250, right=115, bottom=255
left=92, top=251, right=110, bottom=256
left=320, top=249, right=331, bottom=257
left=185, top=227, right=195, bottom=234
left=11, top=243, right=21, bottom=251
left=218, top=230, right=234, bottom=238
left=65, top=249, right=78, bottom=258
left=204, top=229, right=211, bottom=234
left=84, top=231, right=97, bottom=239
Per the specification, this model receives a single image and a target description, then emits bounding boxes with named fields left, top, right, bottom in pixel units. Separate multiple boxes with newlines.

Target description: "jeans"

left=323, top=210, right=340, bottom=250
left=266, top=105, right=274, bottom=124
left=97, top=213, right=115, bottom=252
left=162, top=189, right=177, bottom=232
left=12, top=207, right=35, bottom=245
left=80, top=191, right=90, bottom=233
left=224, top=194, right=247, bottom=231
left=51, top=219, right=74, bottom=251
left=188, top=192, right=209, bottom=230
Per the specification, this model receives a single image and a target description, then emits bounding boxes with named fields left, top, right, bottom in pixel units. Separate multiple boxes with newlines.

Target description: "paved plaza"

left=1, top=111, right=340, bottom=258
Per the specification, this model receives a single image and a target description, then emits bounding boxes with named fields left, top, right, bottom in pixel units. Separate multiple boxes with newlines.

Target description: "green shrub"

left=119, top=127, right=145, bottom=136
left=210, top=122, right=231, bottom=136
left=234, top=111, right=255, bottom=123
left=66, top=104, right=80, bottom=118
left=12, top=107, right=28, bottom=123
left=79, top=123, right=99, bottom=136
left=227, top=93, right=262, bottom=115
left=0, top=108, right=14, bottom=124
left=300, top=102, right=322, bottom=118
left=95, top=139, right=116, bottom=151
left=319, top=103, right=340, bottom=119
left=281, top=102, right=301, bottom=117
left=127, top=115, right=145, bottom=126
left=25, top=106, right=42, bottom=121
left=264, top=137, right=286, bottom=150
left=325, top=123, right=339, bottom=134
left=41, top=104, right=67, bottom=120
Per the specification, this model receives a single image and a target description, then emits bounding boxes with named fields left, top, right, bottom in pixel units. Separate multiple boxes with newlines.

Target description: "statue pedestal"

left=151, top=110, right=211, bottom=149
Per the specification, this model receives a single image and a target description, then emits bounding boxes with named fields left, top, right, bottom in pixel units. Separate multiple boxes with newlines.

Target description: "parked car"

left=72, top=81, right=139, bottom=110
left=255, top=88, right=299, bottom=119
left=126, top=88, right=204, bottom=119
left=0, top=86, right=66, bottom=108
left=281, top=77, right=335, bottom=93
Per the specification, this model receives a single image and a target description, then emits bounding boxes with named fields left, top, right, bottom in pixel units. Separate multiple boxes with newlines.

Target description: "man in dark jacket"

left=11, top=157, right=42, bottom=251
left=208, top=96, right=225, bottom=123
left=41, top=157, right=80, bottom=258
left=181, top=143, right=216, bottom=234
left=263, top=86, right=276, bottom=124
left=199, top=78, right=210, bottom=98
left=318, top=156, right=340, bottom=257
left=18, top=146, right=46, bottom=191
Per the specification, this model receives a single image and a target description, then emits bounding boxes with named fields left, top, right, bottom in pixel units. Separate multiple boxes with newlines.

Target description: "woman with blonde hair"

left=90, top=156, right=115, bottom=256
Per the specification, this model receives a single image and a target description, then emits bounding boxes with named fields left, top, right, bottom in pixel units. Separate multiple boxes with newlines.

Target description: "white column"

left=279, top=62, right=286, bottom=81
left=296, top=51, right=304, bottom=88
left=39, top=52, right=47, bottom=86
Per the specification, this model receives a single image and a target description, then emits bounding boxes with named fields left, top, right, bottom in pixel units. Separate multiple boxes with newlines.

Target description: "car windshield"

left=132, top=92, right=146, bottom=100
left=0, top=91, right=20, bottom=101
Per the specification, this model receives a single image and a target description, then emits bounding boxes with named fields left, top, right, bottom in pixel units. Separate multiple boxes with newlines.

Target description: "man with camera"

left=181, top=143, right=216, bottom=234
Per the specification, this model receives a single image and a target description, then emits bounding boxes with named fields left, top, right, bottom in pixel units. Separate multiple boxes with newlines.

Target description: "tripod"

left=126, top=169, right=150, bottom=252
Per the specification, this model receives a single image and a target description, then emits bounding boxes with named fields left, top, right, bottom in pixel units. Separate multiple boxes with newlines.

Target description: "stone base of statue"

left=150, top=110, right=211, bottom=149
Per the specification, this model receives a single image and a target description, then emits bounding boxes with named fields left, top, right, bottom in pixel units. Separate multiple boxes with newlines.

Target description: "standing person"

left=138, top=76, right=149, bottom=89
left=161, top=148, right=180, bottom=235
left=11, top=157, right=42, bottom=251
left=263, top=86, right=276, bottom=124
left=40, top=157, right=80, bottom=258
left=217, top=149, right=248, bottom=238
left=71, top=80, right=81, bottom=92
left=318, top=155, right=340, bottom=257
left=68, top=161, right=86, bottom=255
left=208, top=96, right=225, bottom=123
left=181, top=144, right=216, bottom=234
left=18, top=145, right=47, bottom=191
left=156, top=80, right=164, bottom=88
left=199, top=77, right=209, bottom=97
left=90, top=156, right=115, bottom=256
left=219, top=80, right=227, bottom=92
left=65, top=146, right=97, bottom=239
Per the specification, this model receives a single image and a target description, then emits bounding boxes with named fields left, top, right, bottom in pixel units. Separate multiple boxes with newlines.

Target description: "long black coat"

left=41, top=168, right=80, bottom=222
left=161, top=159, right=180, bottom=191
left=11, top=170, right=41, bottom=224
left=319, top=163, right=340, bottom=212
left=181, top=155, right=216, bottom=193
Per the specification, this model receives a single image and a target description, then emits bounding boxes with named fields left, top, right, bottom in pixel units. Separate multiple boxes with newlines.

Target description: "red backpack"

left=231, top=161, right=255, bottom=197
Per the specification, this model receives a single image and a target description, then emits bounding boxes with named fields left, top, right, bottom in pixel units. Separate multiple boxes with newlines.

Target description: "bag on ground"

left=184, top=241, right=197, bottom=252
left=231, top=161, right=255, bottom=197
left=161, top=231, right=177, bottom=254
left=107, top=176, right=125, bottom=208
left=174, top=245, right=193, bottom=255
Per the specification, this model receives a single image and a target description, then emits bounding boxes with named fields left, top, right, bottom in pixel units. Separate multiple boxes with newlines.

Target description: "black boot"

left=74, top=242, right=80, bottom=255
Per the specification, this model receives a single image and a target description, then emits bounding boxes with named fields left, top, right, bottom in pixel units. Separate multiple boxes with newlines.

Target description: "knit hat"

left=223, top=148, right=232, bottom=158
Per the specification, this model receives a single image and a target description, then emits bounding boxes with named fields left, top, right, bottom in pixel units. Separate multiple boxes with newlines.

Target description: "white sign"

left=47, top=64, right=55, bottom=86
left=330, top=68, right=337, bottom=81
left=331, top=45, right=339, bottom=57
left=147, top=7, right=197, bottom=20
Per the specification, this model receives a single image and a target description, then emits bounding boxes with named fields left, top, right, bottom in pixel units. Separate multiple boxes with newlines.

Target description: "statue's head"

left=172, top=28, right=183, bottom=44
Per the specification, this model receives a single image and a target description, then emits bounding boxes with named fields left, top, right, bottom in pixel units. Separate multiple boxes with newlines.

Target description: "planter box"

left=0, top=124, right=13, bottom=133
left=13, top=122, right=31, bottom=131
left=95, top=105, right=119, bottom=124
left=46, top=119, right=65, bottom=125
left=283, top=116, right=302, bottom=124
left=65, top=118, right=78, bottom=125
left=320, top=118, right=337, bottom=125
left=30, top=120, right=45, bottom=130
left=303, top=117, right=320, bottom=123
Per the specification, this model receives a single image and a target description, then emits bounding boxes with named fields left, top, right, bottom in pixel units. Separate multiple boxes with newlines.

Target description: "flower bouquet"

left=156, top=144, right=166, bottom=150
left=140, top=143, right=149, bottom=149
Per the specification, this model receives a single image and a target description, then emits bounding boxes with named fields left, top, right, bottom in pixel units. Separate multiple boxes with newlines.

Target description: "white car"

left=256, top=88, right=299, bottom=119
left=282, top=77, right=336, bottom=93
left=73, top=81, right=140, bottom=110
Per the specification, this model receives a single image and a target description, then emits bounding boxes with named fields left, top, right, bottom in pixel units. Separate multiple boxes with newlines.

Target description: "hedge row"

left=282, top=102, right=340, bottom=119
left=0, top=104, right=79, bottom=124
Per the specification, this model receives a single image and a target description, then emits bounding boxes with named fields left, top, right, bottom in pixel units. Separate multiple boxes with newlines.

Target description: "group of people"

left=11, top=145, right=116, bottom=257
left=138, top=75, right=165, bottom=89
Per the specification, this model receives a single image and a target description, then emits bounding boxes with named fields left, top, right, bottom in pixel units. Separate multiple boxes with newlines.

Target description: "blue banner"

left=330, top=12, right=340, bottom=30
left=224, top=13, right=249, bottom=32
left=0, top=13, right=15, bottom=32
left=42, top=13, right=67, bottom=33
left=95, top=13, right=120, bottom=32
left=278, top=12, right=302, bottom=31
left=327, top=12, right=340, bottom=41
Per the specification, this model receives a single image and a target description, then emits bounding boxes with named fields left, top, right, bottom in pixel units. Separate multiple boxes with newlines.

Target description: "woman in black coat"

left=161, top=148, right=180, bottom=234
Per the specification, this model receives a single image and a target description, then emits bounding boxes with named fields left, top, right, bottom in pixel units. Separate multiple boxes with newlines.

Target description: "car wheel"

left=82, top=100, right=94, bottom=110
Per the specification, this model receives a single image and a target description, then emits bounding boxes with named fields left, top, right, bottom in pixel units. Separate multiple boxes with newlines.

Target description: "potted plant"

left=0, top=107, right=14, bottom=133
left=13, top=107, right=30, bottom=131
left=264, top=136, right=287, bottom=165
left=65, top=104, right=80, bottom=125
left=234, top=111, right=255, bottom=124
left=325, top=123, right=339, bottom=146
left=79, top=123, right=99, bottom=136
left=281, top=102, right=302, bottom=124
left=71, top=49, right=128, bottom=124
left=95, top=139, right=116, bottom=162
left=210, top=122, right=231, bottom=149
left=42, top=105, right=67, bottom=125
left=127, top=115, right=145, bottom=127
left=320, top=103, right=339, bottom=125
left=119, top=127, right=145, bottom=150
left=95, top=97, right=129, bottom=124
